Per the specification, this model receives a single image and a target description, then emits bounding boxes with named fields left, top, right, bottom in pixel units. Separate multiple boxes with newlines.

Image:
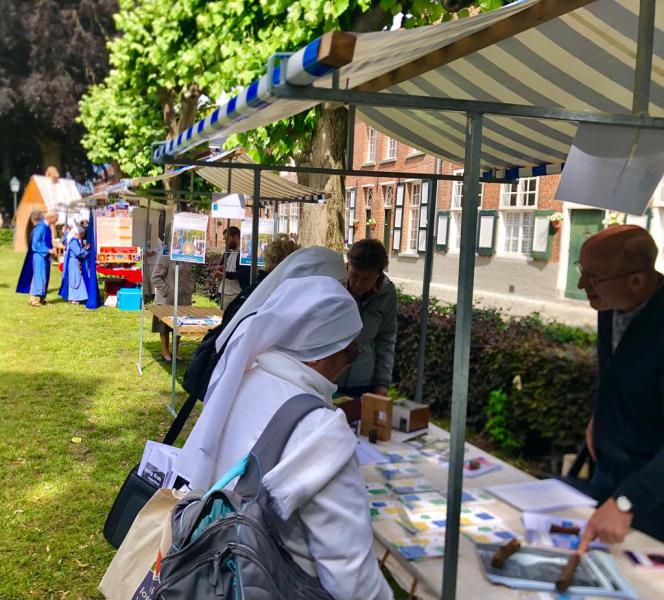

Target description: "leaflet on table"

left=387, top=478, right=437, bottom=495
left=381, top=449, right=425, bottom=463
left=365, top=481, right=392, bottom=497
left=138, top=441, right=181, bottom=489
left=475, top=544, right=638, bottom=599
left=392, top=533, right=446, bottom=560
left=463, top=456, right=502, bottom=478
left=369, top=499, right=405, bottom=521
left=175, top=316, right=223, bottom=327
left=396, top=505, right=503, bottom=535
left=461, top=524, right=518, bottom=545
left=376, top=462, right=423, bottom=480
left=522, top=512, right=607, bottom=551
left=487, top=480, right=598, bottom=513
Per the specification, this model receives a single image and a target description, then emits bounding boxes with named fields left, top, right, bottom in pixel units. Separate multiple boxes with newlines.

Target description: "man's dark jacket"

left=592, top=281, right=664, bottom=540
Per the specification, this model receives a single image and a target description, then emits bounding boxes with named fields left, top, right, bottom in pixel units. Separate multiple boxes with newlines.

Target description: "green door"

left=383, top=209, right=392, bottom=248
left=565, top=209, right=605, bottom=300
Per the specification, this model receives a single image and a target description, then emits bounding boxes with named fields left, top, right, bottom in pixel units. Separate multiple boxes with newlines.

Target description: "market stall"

left=148, top=1, right=664, bottom=598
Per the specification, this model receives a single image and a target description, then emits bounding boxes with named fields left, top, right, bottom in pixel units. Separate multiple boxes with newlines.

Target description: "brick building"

left=345, top=118, right=664, bottom=309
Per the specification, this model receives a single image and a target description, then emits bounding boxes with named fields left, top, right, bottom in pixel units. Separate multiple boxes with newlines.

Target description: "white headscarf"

left=66, top=221, right=83, bottom=242
left=214, top=246, right=346, bottom=353
left=175, top=276, right=362, bottom=490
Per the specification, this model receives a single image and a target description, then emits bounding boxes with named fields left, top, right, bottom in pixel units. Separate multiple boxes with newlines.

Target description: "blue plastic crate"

left=117, top=287, right=142, bottom=311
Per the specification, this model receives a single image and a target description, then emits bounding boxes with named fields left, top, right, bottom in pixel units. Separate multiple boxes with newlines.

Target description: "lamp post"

left=10, top=177, right=20, bottom=244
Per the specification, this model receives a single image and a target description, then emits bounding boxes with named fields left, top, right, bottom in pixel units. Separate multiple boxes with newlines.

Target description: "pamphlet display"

left=239, top=218, right=274, bottom=267
left=96, top=203, right=138, bottom=263
left=211, top=193, right=246, bottom=219
left=170, top=212, right=209, bottom=264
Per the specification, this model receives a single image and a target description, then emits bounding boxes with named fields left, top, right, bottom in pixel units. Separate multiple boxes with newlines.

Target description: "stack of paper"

left=392, top=533, right=446, bottom=560
left=486, top=480, right=597, bottom=513
left=381, top=449, right=425, bottom=463
left=138, top=440, right=180, bottom=489
left=369, top=499, right=405, bottom=521
left=356, top=440, right=389, bottom=465
left=387, top=478, right=437, bottom=495
left=399, top=491, right=447, bottom=512
left=522, top=512, right=606, bottom=551
left=365, top=481, right=392, bottom=498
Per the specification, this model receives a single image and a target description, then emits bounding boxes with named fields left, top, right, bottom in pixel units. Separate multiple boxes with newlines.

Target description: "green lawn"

left=0, top=245, right=208, bottom=599
left=0, top=245, right=407, bottom=600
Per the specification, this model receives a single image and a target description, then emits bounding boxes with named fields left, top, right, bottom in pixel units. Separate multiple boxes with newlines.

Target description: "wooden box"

left=360, top=393, right=393, bottom=442
left=392, top=400, right=430, bottom=432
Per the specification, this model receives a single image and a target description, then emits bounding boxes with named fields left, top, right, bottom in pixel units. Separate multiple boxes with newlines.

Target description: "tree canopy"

left=0, top=0, right=117, bottom=179
left=80, top=0, right=507, bottom=177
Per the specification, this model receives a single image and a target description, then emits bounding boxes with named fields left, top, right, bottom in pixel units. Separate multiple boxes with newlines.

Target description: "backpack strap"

left=233, top=394, right=330, bottom=499
left=161, top=310, right=258, bottom=446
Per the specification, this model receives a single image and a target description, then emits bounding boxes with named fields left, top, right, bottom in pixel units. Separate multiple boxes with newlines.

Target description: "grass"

left=0, top=245, right=208, bottom=599
left=0, top=245, right=408, bottom=600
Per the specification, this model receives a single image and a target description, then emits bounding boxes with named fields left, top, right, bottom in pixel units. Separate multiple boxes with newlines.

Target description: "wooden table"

left=146, top=304, right=224, bottom=337
left=362, top=425, right=664, bottom=600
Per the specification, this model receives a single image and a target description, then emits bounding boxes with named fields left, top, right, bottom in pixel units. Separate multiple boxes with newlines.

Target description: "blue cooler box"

left=117, top=287, right=142, bottom=311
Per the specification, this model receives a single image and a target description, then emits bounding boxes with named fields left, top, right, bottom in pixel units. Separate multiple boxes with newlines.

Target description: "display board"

left=211, top=193, right=246, bottom=219
left=239, top=218, right=274, bottom=267
left=96, top=204, right=136, bottom=263
left=170, top=212, right=209, bottom=264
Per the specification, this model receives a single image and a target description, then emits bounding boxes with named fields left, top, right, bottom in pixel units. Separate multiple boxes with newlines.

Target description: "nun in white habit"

left=174, top=275, right=393, bottom=600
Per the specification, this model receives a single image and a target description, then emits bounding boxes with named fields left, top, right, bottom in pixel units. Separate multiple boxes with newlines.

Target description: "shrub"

left=393, top=295, right=596, bottom=464
left=192, top=251, right=223, bottom=303
left=0, top=228, right=12, bottom=246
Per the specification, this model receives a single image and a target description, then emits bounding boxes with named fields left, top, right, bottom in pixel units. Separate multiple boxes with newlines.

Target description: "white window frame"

left=497, top=177, right=538, bottom=257
left=385, top=137, right=397, bottom=160
left=500, top=177, right=539, bottom=209
left=407, top=181, right=421, bottom=253
left=345, top=188, right=356, bottom=245
left=383, top=185, right=395, bottom=208
left=367, top=127, right=376, bottom=163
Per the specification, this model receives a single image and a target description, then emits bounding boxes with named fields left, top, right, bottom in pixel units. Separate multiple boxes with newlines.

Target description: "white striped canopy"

left=359, top=0, right=664, bottom=178
left=152, top=0, right=664, bottom=179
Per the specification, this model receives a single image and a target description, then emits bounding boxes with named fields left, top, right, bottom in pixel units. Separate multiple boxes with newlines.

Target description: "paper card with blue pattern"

left=376, top=462, right=423, bottom=481
left=365, top=481, right=392, bottom=498
left=386, top=478, right=437, bottom=495
left=398, top=491, right=447, bottom=512
left=393, top=534, right=446, bottom=560
left=461, top=524, right=518, bottom=544
left=381, top=449, right=426, bottom=463
left=369, top=499, right=405, bottom=521
left=397, top=509, right=448, bottom=534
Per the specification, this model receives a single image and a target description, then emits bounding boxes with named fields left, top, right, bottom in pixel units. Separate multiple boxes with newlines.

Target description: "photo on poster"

left=170, top=212, right=209, bottom=264
left=239, top=218, right=274, bottom=267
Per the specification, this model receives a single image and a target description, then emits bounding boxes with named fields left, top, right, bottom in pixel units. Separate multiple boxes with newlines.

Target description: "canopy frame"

left=148, top=1, right=660, bottom=598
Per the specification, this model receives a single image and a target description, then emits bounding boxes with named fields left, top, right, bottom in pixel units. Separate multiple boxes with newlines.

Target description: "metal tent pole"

left=137, top=199, right=152, bottom=376
left=346, top=105, right=356, bottom=171
left=251, top=170, right=261, bottom=285
left=168, top=262, right=180, bottom=417
left=633, top=0, right=656, bottom=114
left=414, top=178, right=437, bottom=404
left=442, top=113, right=483, bottom=600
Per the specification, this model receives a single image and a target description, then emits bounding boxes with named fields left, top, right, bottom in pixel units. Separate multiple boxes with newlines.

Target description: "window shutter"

left=392, top=183, right=405, bottom=253
left=436, top=211, right=450, bottom=251
left=476, top=210, right=497, bottom=256
left=531, top=209, right=554, bottom=260
left=625, top=209, right=652, bottom=230
left=417, top=180, right=430, bottom=253
left=348, top=189, right=356, bottom=245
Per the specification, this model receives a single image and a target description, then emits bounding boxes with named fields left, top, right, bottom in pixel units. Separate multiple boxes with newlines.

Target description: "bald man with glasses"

left=576, top=225, right=664, bottom=546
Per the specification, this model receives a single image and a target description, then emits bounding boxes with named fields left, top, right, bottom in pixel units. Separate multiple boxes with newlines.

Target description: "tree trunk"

left=296, top=105, right=347, bottom=251
left=294, top=5, right=390, bottom=250
left=38, top=138, right=61, bottom=173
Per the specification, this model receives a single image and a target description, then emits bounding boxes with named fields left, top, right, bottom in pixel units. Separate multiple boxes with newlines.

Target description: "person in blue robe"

left=16, top=209, right=58, bottom=306
left=59, top=226, right=91, bottom=303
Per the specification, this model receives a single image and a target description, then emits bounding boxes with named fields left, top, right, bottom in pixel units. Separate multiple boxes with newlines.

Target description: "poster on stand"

left=239, top=218, right=274, bottom=267
left=170, top=212, right=209, bottom=264
left=211, top=193, right=246, bottom=219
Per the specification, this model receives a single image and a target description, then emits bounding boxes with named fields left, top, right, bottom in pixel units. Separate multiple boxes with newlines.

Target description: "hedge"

left=0, top=228, right=12, bottom=246
left=393, top=295, right=597, bottom=465
left=192, top=250, right=223, bottom=303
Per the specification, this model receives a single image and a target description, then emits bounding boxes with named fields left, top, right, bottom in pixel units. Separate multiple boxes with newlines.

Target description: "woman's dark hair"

left=347, top=239, right=388, bottom=273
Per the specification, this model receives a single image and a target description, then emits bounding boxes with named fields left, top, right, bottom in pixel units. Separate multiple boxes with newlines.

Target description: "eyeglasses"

left=575, top=263, right=641, bottom=287
left=346, top=341, right=362, bottom=364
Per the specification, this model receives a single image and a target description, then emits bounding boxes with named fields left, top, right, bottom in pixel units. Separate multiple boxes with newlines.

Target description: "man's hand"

left=375, top=386, right=389, bottom=397
left=585, top=417, right=596, bottom=461
left=213, top=269, right=223, bottom=279
left=49, top=248, right=57, bottom=255
left=579, top=498, right=633, bottom=548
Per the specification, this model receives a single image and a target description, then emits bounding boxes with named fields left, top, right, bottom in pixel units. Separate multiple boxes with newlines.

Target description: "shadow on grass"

left=144, top=338, right=197, bottom=381
left=0, top=369, right=176, bottom=599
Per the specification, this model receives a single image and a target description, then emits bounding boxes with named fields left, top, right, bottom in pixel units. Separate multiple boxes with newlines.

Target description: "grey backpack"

left=154, top=394, right=336, bottom=600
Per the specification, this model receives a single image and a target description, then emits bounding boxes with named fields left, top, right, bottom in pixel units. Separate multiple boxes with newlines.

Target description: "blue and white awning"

left=152, top=0, right=664, bottom=177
